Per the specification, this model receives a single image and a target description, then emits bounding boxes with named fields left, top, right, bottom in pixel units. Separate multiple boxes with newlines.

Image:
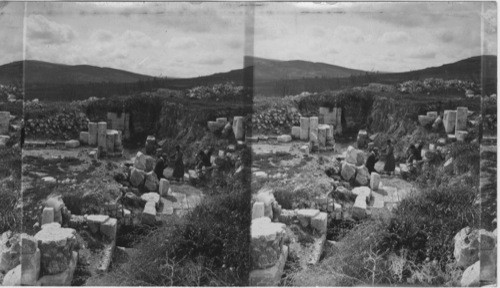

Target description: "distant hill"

left=381, top=55, right=497, bottom=82
left=249, top=56, right=367, bottom=81
left=254, top=55, right=497, bottom=96
left=0, top=60, right=154, bottom=85
left=0, top=55, right=495, bottom=100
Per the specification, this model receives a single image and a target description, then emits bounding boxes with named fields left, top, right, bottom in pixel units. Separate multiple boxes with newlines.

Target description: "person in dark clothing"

left=172, top=145, right=184, bottom=182
left=384, top=139, right=396, bottom=175
left=196, top=150, right=212, bottom=170
left=415, top=141, right=424, bottom=161
left=406, top=144, right=417, bottom=164
left=154, top=154, right=167, bottom=180
left=365, top=147, right=379, bottom=174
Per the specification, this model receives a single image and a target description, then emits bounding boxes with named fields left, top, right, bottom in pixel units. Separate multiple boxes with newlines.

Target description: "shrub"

left=96, top=174, right=250, bottom=286
left=0, top=146, right=21, bottom=233
left=380, top=183, right=478, bottom=266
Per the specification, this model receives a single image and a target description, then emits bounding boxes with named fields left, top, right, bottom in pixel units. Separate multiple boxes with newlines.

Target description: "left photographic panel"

left=20, top=2, right=251, bottom=286
left=0, top=1, right=25, bottom=286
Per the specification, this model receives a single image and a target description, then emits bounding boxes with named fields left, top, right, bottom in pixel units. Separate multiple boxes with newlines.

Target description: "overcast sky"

left=255, top=2, right=497, bottom=72
left=1, top=2, right=247, bottom=78
left=0, top=2, right=497, bottom=77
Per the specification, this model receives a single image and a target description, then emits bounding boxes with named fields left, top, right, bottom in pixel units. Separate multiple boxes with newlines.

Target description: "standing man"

left=172, top=145, right=185, bottom=182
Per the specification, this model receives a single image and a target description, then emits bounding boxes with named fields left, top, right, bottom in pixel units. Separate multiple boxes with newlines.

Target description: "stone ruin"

left=418, top=107, right=470, bottom=142
left=250, top=188, right=328, bottom=286
left=207, top=116, right=245, bottom=141
left=78, top=121, right=124, bottom=158
left=453, top=227, right=497, bottom=286
left=1, top=193, right=118, bottom=286
left=290, top=107, right=338, bottom=152
left=106, top=112, right=130, bottom=140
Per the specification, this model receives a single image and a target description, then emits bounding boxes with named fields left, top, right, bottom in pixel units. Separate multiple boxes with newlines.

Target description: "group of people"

left=364, top=139, right=424, bottom=177
left=154, top=145, right=185, bottom=182
left=153, top=145, right=214, bottom=182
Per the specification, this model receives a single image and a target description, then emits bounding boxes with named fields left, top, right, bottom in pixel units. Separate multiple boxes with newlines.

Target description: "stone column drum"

left=318, top=125, right=328, bottom=147
left=300, top=117, right=310, bottom=141
left=97, top=122, right=107, bottom=152
left=233, top=116, right=245, bottom=140
left=309, top=117, right=319, bottom=144
left=335, top=108, right=342, bottom=134
left=88, top=122, right=98, bottom=146
left=106, top=130, right=117, bottom=153
left=455, top=107, right=468, bottom=135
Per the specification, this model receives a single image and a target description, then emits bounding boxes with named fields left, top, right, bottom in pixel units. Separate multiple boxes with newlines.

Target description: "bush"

left=380, top=183, right=478, bottom=267
left=0, top=146, right=22, bottom=233
left=96, top=173, right=250, bottom=286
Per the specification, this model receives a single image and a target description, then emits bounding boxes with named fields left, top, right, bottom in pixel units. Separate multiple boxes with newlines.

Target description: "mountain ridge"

left=0, top=55, right=496, bottom=87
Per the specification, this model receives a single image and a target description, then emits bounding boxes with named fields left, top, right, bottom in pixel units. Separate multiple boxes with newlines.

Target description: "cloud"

left=122, top=30, right=159, bottom=49
left=435, top=30, right=455, bottom=43
left=226, top=39, right=242, bottom=49
left=198, top=57, right=225, bottom=66
left=27, top=14, right=76, bottom=44
left=310, top=27, right=326, bottom=37
left=381, top=31, right=409, bottom=44
left=91, top=29, right=114, bottom=42
left=327, top=48, right=339, bottom=55
left=407, top=46, right=437, bottom=59
left=167, top=37, right=199, bottom=50
left=333, top=26, right=364, bottom=43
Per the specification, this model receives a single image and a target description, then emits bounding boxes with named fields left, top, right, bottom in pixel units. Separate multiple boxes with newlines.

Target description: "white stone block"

left=100, top=218, right=117, bottom=241
left=251, top=217, right=286, bottom=269
left=297, top=209, right=320, bottom=228
left=97, top=122, right=107, bottom=151
left=309, top=117, right=319, bottom=142
left=311, top=212, right=327, bottom=234
left=232, top=116, right=245, bottom=140
left=142, top=201, right=157, bottom=225
left=2, top=264, right=21, bottom=286
left=370, top=172, right=380, bottom=191
left=341, top=161, right=356, bottom=181
left=106, top=130, right=118, bottom=153
left=418, top=115, right=435, bottom=127
left=159, top=179, right=170, bottom=196
left=65, top=140, right=80, bottom=149
left=41, top=207, right=54, bottom=225
left=291, top=126, right=300, bottom=139
left=355, top=165, right=370, bottom=186
left=426, top=111, right=438, bottom=119
left=346, top=146, right=364, bottom=166
left=443, top=110, right=457, bottom=134
left=318, top=124, right=328, bottom=147
left=253, top=188, right=275, bottom=219
left=21, top=248, right=40, bottom=285
left=352, top=195, right=368, bottom=220
left=461, top=261, right=480, bottom=287
left=36, top=251, right=78, bottom=286
left=300, top=117, right=310, bottom=140
left=277, top=135, right=292, bottom=143
left=252, top=202, right=265, bottom=219
left=352, top=186, right=372, bottom=198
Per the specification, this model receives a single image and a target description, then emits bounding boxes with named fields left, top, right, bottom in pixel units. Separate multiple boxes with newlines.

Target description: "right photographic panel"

left=249, top=2, right=497, bottom=286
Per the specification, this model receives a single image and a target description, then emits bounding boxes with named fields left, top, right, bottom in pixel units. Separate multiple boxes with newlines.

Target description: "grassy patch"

left=90, top=165, right=251, bottom=286
left=0, top=146, right=21, bottom=233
